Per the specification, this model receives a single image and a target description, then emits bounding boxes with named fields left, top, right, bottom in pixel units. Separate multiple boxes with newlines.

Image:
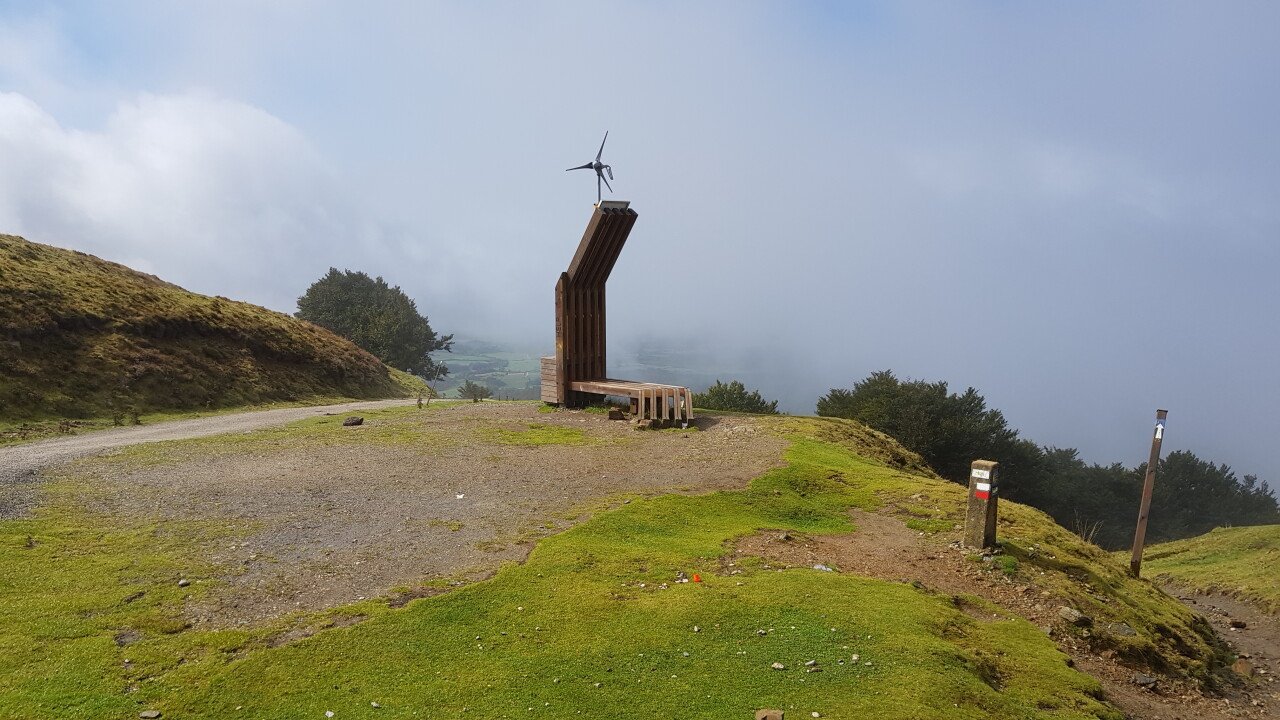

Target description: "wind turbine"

left=566, top=131, right=614, bottom=203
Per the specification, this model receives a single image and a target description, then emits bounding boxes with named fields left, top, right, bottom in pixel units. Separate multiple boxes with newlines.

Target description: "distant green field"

left=1143, top=525, right=1280, bottom=614
left=437, top=347, right=545, bottom=400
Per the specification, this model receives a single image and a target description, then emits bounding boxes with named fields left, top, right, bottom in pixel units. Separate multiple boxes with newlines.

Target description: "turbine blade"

left=599, top=171, right=612, bottom=193
left=566, top=162, right=592, bottom=171
left=596, top=131, right=608, bottom=162
left=605, top=165, right=613, bottom=181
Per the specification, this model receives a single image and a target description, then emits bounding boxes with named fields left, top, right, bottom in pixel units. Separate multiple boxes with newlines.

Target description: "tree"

left=693, top=380, right=780, bottom=414
left=817, top=370, right=1019, bottom=483
left=296, top=268, right=452, bottom=377
left=816, top=370, right=1280, bottom=550
left=459, top=380, right=492, bottom=403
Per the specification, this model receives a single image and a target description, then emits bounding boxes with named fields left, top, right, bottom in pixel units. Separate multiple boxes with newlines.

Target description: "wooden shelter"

left=541, top=201, right=693, bottom=425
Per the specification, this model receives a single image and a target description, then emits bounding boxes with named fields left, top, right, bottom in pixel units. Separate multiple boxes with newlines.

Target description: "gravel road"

left=0, top=398, right=417, bottom=518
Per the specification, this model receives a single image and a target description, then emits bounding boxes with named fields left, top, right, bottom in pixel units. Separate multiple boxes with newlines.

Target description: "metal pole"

left=1130, top=409, right=1168, bottom=577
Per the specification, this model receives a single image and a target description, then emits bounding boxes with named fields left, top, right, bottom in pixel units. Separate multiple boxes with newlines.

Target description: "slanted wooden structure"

left=541, top=201, right=693, bottom=425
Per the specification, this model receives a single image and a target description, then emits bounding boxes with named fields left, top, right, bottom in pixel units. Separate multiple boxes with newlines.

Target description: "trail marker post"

left=964, top=459, right=1000, bottom=549
left=1129, top=409, right=1168, bottom=577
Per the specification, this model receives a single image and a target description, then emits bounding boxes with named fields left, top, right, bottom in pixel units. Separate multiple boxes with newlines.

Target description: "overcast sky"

left=2, top=2, right=1277, bottom=481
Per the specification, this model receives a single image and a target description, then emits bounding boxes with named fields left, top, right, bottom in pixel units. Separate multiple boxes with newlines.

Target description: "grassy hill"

left=0, top=406, right=1231, bottom=719
left=1144, top=525, right=1280, bottom=614
left=0, top=234, right=417, bottom=428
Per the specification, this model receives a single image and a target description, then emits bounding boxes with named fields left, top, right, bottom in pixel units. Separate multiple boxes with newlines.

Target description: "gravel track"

left=0, top=398, right=416, bottom=519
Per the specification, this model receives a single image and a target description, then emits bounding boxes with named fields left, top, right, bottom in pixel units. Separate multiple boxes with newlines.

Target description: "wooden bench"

left=541, top=201, right=693, bottom=425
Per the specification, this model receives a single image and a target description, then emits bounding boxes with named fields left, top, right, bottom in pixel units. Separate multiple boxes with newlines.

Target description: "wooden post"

left=1130, top=409, right=1168, bottom=577
left=964, top=460, right=999, bottom=549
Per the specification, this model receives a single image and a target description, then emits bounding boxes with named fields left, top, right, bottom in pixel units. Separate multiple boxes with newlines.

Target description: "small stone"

left=139, top=712, right=161, bottom=719
left=850, top=654, right=860, bottom=662
left=779, top=533, right=792, bottom=541
left=342, top=416, right=363, bottom=426
left=771, top=662, right=786, bottom=670
left=1132, top=673, right=1158, bottom=689
left=177, top=579, right=190, bottom=587
left=371, top=701, right=381, bottom=708
left=757, top=629, right=768, bottom=636
left=693, top=625, right=701, bottom=633
left=755, top=710, right=784, bottom=720
left=806, top=666, right=822, bottom=673
left=608, top=408, right=624, bottom=420
left=1233, top=658, right=1254, bottom=677
left=812, top=714, right=821, bottom=718
left=593, top=682, right=603, bottom=688
left=804, top=660, right=817, bottom=667
left=325, top=713, right=335, bottom=718
left=1230, top=618, right=1247, bottom=629
left=1057, top=606, right=1092, bottom=626
left=1107, top=622, right=1137, bottom=637
left=812, top=564, right=833, bottom=572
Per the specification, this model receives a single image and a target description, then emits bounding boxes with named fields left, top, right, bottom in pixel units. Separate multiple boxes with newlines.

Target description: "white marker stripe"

left=975, top=482, right=991, bottom=492
left=971, top=469, right=991, bottom=480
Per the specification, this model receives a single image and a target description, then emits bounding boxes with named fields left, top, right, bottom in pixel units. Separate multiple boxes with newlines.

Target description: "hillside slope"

left=1145, top=524, right=1280, bottom=615
left=0, top=234, right=410, bottom=423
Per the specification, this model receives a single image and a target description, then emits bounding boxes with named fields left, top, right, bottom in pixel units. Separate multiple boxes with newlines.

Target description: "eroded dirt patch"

left=730, top=510, right=1277, bottom=719
left=61, top=402, right=786, bottom=627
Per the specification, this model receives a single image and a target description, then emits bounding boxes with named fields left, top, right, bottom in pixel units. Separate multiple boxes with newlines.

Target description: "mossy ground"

left=1142, top=525, right=1280, bottom=615
left=0, top=413, right=1224, bottom=719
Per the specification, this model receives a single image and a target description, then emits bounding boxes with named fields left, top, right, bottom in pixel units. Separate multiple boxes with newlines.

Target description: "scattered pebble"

left=771, top=662, right=786, bottom=670
left=1132, top=673, right=1158, bottom=690
left=177, top=579, right=190, bottom=587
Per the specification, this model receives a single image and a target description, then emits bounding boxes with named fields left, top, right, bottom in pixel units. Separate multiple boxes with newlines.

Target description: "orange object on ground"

left=692, top=573, right=702, bottom=583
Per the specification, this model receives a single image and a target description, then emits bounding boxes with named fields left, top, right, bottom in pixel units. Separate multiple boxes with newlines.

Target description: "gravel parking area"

left=29, top=402, right=786, bottom=626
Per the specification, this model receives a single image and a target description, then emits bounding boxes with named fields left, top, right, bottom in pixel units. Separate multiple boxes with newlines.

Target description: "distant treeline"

left=817, top=370, right=1279, bottom=549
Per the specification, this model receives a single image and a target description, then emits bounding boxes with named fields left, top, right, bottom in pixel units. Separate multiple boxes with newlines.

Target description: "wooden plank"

left=584, top=210, right=628, bottom=287
left=565, top=207, right=608, bottom=283
left=596, top=210, right=638, bottom=283
left=554, top=273, right=568, bottom=405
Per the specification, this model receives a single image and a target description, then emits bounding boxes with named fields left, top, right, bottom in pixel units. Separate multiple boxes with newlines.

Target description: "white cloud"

left=1, top=91, right=370, bottom=311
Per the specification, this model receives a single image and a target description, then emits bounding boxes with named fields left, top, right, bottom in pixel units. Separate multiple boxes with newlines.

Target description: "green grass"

left=0, top=234, right=412, bottom=426
left=0, top=415, right=1228, bottom=718
left=1142, top=525, right=1280, bottom=614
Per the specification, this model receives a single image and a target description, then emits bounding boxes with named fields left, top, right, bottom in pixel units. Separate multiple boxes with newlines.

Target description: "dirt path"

left=0, top=398, right=417, bottom=518
left=1172, top=588, right=1280, bottom=716
left=731, top=510, right=1278, bottom=719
